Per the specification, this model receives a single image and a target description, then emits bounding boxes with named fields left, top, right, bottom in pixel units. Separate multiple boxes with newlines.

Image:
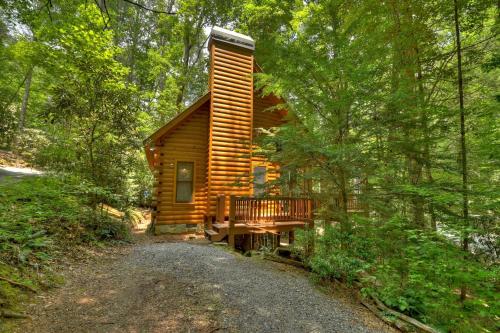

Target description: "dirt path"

left=0, top=150, right=42, bottom=180
left=0, top=166, right=43, bottom=179
left=14, top=235, right=396, bottom=333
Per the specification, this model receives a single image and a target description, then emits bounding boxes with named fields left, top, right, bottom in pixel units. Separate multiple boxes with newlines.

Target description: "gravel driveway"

left=16, top=239, right=394, bottom=333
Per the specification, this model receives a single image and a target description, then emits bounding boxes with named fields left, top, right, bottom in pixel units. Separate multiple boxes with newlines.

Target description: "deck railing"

left=212, top=194, right=365, bottom=248
left=213, top=194, right=364, bottom=226
left=233, top=196, right=314, bottom=224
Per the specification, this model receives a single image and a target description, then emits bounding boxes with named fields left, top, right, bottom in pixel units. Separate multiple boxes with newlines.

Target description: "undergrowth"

left=294, top=216, right=499, bottom=333
left=0, top=175, right=131, bottom=328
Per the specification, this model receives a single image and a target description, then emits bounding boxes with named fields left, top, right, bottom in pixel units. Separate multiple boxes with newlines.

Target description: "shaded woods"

left=0, top=1, right=498, bottom=332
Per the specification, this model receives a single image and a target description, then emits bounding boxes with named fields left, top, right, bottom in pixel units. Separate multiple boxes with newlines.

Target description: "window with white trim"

left=175, top=161, right=194, bottom=203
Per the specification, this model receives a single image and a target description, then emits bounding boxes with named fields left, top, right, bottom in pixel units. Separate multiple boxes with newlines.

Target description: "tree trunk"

left=453, top=0, right=470, bottom=303
left=176, top=27, right=193, bottom=108
left=389, top=0, right=425, bottom=227
left=18, top=66, right=33, bottom=133
left=416, top=44, right=437, bottom=231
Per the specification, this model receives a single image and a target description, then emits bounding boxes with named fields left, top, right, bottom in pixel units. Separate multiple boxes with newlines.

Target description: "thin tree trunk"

left=88, top=122, right=98, bottom=198
left=18, top=66, right=33, bottom=133
left=416, top=45, right=437, bottom=231
left=389, top=0, right=425, bottom=227
left=453, top=0, right=470, bottom=303
left=2, top=72, right=28, bottom=113
left=176, top=27, right=193, bottom=108
left=338, top=167, right=350, bottom=232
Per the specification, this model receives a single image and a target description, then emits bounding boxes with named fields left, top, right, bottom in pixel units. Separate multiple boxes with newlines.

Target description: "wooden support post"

left=289, top=230, right=295, bottom=244
left=229, top=195, right=236, bottom=248
left=204, top=214, right=211, bottom=230
left=216, top=194, right=226, bottom=224
left=307, top=199, right=314, bottom=229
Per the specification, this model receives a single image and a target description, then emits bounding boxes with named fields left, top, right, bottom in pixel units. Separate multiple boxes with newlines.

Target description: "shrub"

left=0, top=176, right=131, bottom=255
left=296, top=216, right=499, bottom=332
left=0, top=175, right=131, bottom=314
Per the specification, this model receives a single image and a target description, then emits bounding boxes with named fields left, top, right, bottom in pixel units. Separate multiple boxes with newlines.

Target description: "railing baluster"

left=301, top=199, right=304, bottom=219
left=248, top=199, right=251, bottom=223
left=296, top=199, right=299, bottom=220
left=251, top=199, right=255, bottom=224
left=279, top=199, right=282, bottom=221
left=258, top=199, right=261, bottom=222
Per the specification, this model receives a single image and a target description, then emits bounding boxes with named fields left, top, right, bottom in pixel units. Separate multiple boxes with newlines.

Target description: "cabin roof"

left=143, top=92, right=211, bottom=146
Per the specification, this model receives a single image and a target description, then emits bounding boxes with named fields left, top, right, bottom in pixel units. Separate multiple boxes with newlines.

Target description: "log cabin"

left=144, top=27, right=314, bottom=248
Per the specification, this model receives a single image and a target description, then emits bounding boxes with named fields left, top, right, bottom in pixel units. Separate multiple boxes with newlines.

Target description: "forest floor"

left=12, top=231, right=397, bottom=333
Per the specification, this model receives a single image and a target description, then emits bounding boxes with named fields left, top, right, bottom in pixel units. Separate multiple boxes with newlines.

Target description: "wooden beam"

left=228, top=195, right=236, bottom=248
left=216, top=194, right=226, bottom=224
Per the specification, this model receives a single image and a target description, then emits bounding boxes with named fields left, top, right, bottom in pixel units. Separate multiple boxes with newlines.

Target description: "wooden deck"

left=205, top=195, right=314, bottom=249
left=204, top=194, right=366, bottom=249
left=208, top=220, right=308, bottom=237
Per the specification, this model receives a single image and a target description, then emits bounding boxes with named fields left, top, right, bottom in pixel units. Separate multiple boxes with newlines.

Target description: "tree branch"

left=0, top=276, right=37, bottom=293
left=121, top=0, right=176, bottom=14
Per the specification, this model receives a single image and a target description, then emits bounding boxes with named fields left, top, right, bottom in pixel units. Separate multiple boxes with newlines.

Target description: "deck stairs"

left=204, top=223, right=228, bottom=242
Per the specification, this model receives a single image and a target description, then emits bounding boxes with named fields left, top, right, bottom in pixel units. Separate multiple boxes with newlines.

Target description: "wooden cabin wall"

left=253, top=94, right=284, bottom=130
left=153, top=104, right=209, bottom=232
left=207, top=41, right=254, bottom=217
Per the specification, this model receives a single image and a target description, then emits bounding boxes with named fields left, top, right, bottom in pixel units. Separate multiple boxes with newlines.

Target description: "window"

left=253, top=166, right=266, bottom=197
left=175, top=161, right=194, bottom=203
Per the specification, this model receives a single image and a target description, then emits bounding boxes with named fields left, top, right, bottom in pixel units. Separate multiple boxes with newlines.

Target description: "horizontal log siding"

left=155, top=103, right=209, bottom=225
left=207, top=42, right=254, bottom=216
left=253, top=94, right=284, bottom=130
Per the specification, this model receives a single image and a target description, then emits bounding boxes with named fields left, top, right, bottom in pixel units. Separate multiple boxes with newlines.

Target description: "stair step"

left=204, top=228, right=227, bottom=242
left=205, top=229, right=218, bottom=236
left=212, top=223, right=228, bottom=232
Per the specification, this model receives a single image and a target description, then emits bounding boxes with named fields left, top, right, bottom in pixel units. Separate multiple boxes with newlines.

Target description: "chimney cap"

left=209, top=26, right=255, bottom=51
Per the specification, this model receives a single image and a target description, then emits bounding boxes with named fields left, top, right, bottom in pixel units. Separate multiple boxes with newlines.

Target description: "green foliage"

left=13, top=128, right=50, bottom=162
left=36, top=5, right=141, bottom=195
left=243, top=0, right=498, bottom=330
left=297, top=216, right=499, bottom=332
left=0, top=175, right=131, bottom=262
left=0, top=0, right=245, bottom=207
left=0, top=175, right=131, bottom=321
left=0, top=0, right=497, bottom=331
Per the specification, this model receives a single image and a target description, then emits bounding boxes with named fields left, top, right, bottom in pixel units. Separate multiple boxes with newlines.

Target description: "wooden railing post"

left=307, top=199, right=313, bottom=224
left=229, top=195, right=236, bottom=248
left=216, top=194, right=226, bottom=225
